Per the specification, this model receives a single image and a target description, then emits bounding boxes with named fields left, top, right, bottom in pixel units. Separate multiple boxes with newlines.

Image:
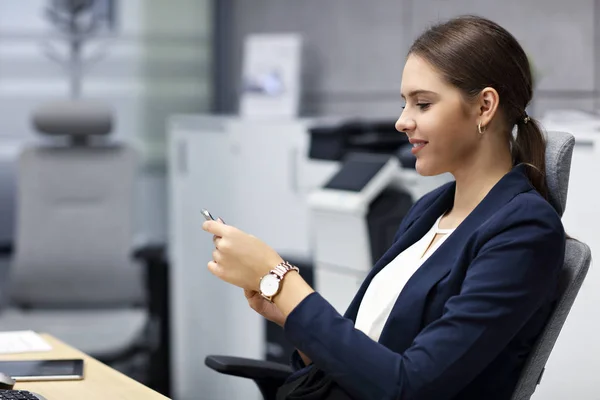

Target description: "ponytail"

left=511, top=117, right=549, bottom=201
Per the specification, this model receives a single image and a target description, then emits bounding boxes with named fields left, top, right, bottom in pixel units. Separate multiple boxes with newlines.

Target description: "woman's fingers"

left=202, top=220, right=229, bottom=236
left=207, top=260, right=223, bottom=279
left=213, top=237, right=229, bottom=252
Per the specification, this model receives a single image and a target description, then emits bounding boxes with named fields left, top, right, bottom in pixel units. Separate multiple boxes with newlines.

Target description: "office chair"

left=205, top=131, right=592, bottom=400
left=0, top=100, right=170, bottom=392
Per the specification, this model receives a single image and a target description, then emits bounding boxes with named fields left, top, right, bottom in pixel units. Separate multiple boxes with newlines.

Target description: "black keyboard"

left=0, top=390, right=46, bottom=400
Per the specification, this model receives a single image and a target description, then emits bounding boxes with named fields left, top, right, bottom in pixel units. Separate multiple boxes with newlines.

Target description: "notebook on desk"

left=0, top=331, right=52, bottom=354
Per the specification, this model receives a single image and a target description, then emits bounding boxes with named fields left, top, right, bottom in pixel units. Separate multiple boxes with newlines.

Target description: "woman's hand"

left=202, top=220, right=283, bottom=291
left=244, top=289, right=286, bottom=327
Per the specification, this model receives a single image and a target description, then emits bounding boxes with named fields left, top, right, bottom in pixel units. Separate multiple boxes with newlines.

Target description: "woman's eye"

left=417, top=103, right=431, bottom=110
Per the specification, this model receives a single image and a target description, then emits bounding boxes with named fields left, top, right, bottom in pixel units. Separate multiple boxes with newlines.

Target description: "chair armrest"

left=0, top=241, right=13, bottom=256
left=206, top=355, right=292, bottom=400
left=205, top=355, right=292, bottom=381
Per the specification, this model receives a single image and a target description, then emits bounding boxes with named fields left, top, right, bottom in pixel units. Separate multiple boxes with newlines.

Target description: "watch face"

left=260, top=274, right=280, bottom=297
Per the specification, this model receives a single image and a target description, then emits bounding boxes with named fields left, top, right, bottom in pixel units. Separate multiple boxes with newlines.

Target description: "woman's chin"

left=415, top=160, right=448, bottom=177
left=415, top=160, right=438, bottom=177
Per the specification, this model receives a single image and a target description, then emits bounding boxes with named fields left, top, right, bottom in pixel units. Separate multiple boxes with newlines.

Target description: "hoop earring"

left=477, top=122, right=484, bottom=135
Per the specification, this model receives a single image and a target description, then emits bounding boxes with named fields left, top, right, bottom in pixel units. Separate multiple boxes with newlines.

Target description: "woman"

left=202, top=15, right=565, bottom=400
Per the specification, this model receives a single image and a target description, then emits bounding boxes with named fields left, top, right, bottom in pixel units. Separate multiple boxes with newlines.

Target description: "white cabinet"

left=169, top=118, right=254, bottom=400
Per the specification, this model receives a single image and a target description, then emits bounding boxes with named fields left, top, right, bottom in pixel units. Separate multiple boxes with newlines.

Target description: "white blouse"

left=354, top=214, right=455, bottom=342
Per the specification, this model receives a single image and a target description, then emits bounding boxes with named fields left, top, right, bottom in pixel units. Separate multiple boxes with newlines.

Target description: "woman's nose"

left=395, top=112, right=415, bottom=132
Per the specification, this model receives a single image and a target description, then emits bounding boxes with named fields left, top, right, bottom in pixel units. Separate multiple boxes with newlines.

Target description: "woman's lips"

left=409, top=139, right=428, bottom=155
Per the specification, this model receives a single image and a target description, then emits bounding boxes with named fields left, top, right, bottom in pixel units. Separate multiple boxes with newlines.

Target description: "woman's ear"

left=478, top=87, right=500, bottom=128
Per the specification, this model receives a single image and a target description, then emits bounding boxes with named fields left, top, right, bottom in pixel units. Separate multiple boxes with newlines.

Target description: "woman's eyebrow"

left=400, top=90, right=438, bottom=99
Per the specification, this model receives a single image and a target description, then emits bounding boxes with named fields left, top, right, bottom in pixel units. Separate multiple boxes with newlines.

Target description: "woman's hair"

left=408, top=15, right=548, bottom=200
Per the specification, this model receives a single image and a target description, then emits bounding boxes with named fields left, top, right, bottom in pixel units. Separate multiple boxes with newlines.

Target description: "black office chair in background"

left=204, top=131, right=592, bottom=400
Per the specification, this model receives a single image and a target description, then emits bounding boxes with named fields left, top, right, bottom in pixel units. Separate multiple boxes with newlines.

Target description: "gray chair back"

left=9, top=101, right=145, bottom=308
left=511, top=131, right=592, bottom=399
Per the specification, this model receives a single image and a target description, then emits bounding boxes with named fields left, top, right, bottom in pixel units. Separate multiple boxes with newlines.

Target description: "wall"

left=220, top=0, right=600, bottom=120
left=0, top=0, right=212, bottom=241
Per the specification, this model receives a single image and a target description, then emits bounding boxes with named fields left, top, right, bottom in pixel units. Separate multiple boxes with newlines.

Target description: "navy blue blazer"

left=283, top=165, right=566, bottom=400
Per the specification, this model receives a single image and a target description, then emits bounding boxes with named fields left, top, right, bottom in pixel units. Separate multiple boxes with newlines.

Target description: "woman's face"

left=395, top=55, right=480, bottom=177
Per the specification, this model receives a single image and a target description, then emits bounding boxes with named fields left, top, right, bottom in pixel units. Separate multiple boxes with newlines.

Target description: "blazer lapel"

left=343, top=182, right=456, bottom=320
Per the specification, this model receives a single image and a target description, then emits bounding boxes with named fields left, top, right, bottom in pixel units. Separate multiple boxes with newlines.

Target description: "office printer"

left=306, top=120, right=452, bottom=313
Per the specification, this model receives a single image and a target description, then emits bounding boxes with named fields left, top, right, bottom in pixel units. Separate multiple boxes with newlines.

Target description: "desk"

left=0, top=334, right=169, bottom=400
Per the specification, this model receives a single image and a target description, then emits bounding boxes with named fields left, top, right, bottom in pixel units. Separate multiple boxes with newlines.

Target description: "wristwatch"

left=259, top=261, right=300, bottom=302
